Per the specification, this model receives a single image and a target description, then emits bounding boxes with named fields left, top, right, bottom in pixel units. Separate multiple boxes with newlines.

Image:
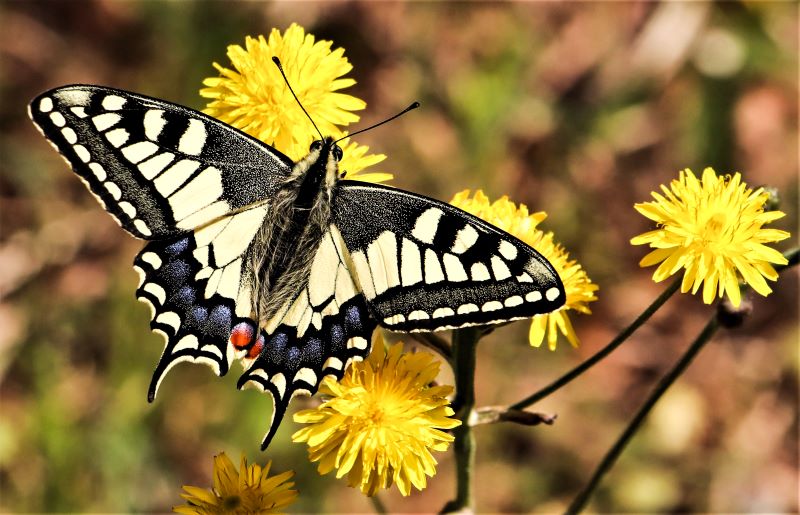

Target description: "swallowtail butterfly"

left=29, top=85, right=565, bottom=449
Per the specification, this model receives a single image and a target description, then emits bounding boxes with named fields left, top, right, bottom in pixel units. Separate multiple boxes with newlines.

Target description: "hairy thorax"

left=245, top=145, right=339, bottom=326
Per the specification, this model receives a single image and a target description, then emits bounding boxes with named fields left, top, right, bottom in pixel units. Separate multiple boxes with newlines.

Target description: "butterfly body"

left=248, top=137, right=342, bottom=327
left=30, top=85, right=566, bottom=449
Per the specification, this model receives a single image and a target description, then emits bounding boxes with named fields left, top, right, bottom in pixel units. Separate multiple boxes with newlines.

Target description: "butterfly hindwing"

left=237, top=225, right=376, bottom=449
left=29, top=85, right=292, bottom=238
left=134, top=203, right=271, bottom=400
left=332, top=181, right=566, bottom=331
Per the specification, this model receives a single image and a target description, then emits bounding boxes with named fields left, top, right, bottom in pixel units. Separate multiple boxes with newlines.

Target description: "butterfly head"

left=311, top=136, right=343, bottom=191
left=290, top=136, right=344, bottom=207
left=310, top=138, right=343, bottom=163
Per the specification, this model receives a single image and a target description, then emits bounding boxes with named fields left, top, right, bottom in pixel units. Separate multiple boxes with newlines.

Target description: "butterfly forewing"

left=332, top=182, right=566, bottom=331
left=29, top=85, right=292, bottom=239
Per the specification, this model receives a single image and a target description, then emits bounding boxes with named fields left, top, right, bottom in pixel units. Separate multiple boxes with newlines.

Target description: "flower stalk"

left=565, top=247, right=798, bottom=513
left=444, top=327, right=482, bottom=513
left=511, top=276, right=682, bottom=410
left=565, top=315, right=720, bottom=514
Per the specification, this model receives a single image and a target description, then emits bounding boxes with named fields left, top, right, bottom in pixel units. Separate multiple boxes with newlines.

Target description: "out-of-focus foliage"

left=0, top=2, right=796, bottom=512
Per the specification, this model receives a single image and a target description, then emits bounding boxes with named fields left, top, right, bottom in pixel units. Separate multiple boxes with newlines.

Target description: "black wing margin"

left=29, top=85, right=293, bottom=239
left=331, top=181, right=566, bottom=332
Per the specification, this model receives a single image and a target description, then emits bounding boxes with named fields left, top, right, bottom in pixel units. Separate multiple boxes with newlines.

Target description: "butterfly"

left=29, top=84, right=565, bottom=449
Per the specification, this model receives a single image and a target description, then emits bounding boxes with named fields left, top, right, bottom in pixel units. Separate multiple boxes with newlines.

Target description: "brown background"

left=1, top=1, right=797, bottom=512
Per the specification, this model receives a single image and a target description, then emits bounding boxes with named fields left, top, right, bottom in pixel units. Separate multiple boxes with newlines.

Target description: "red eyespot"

left=230, top=322, right=255, bottom=349
left=247, top=333, right=265, bottom=359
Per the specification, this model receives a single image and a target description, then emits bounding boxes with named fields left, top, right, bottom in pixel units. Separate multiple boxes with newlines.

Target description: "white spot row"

left=76, top=95, right=222, bottom=233
left=382, top=288, right=560, bottom=327
left=96, top=106, right=206, bottom=158
left=37, top=94, right=154, bottom=238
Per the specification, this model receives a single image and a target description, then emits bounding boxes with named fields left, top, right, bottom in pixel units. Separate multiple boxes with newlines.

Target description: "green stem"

left=443, top=327, right=481, bottom=513
left=565, top=247, right=798, bottom=513
left=369, top=493, right=387, bottom=514
left=566, top=315, right=719, bottom=514
left=776, top=247, right=799, bottom=272
left=511, top=277, right=682, bottom=410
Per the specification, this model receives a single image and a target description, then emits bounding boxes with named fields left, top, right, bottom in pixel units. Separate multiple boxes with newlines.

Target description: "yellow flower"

left=525, top=231, right=599, bottom=349
left=450, top=189, right=547, bottom=236
left=292, top=334, right=460, bottom=497
left=631, top=168, right=790, bottom=307
left=200, top=24, right=388, bottom=180
left=337, top=136, right=391, bottom=183
left=174, top=452, right=297, bottom=514
left=450, top=190, right=598, bottom=350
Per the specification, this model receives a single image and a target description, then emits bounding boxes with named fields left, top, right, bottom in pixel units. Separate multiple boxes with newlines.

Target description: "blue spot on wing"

left=135, top=234, right=243, bottom=403
left=165, top=237, right=190, bottom=255
left=329, top=324, right=344, bottom=351
left=171, top=285, right=197, bottom=310
left=238, top=296, right=377, bottom=450
left=345, top=304, right=363, bottom=332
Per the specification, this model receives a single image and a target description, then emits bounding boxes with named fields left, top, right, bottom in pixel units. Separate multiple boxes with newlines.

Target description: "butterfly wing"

left=239, top=182, right=566, bottom=450
left=29, top=84, right=299, bottom=406
left=134, top=203, right=271, bottom=401
left=331, top=181, right=566, bottom=331
left=237, top=224, right=376, bottom=449
left=29, top=85, right=293, bottom=238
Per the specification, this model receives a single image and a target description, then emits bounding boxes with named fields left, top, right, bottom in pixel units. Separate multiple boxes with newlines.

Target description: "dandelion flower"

left=292, top=334, right=460, bottom=497
left=631, top=167, right=790, bottom=307
left=200, top=24, right=387, bottom=179
left=450, top=189, right=547, bottom=237
left=450, top=190, right=598, bottom=350
left=174, top=452, right=297, bottom=514
left=337, top=136, right=391, bottom=183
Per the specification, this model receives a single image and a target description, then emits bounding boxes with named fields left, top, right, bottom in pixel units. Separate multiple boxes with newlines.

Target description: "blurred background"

left=1, top=1, right=797, bottom=512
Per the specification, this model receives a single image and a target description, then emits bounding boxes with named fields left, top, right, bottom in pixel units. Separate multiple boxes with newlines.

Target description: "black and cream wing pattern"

left=29, top=85, right=293, bottom=405
left=30, top=84, right=565, bottom=450
left=236, top=182, right=566, bottom=446
left=331, top=182, right=565, bottom=331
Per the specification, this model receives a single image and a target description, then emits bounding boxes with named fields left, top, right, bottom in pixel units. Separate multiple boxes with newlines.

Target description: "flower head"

left=450, top=190, right=598, bottom=350
left=292, top=334, right=460, bottom=497
left=631, top=168, right=790, bottom=307
left=337, top=136, right=392, bottom=183
left=450, top=189, right=547, bottom=236
left=200, top=24, right=388, bottom=180
left=174, top=452, right=297, bottom=514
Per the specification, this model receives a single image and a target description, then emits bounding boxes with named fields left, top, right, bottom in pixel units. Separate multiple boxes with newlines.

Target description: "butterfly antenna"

left=272, top=56, right=324, bottom=141
left=333, top=101, right=420, bottom=145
